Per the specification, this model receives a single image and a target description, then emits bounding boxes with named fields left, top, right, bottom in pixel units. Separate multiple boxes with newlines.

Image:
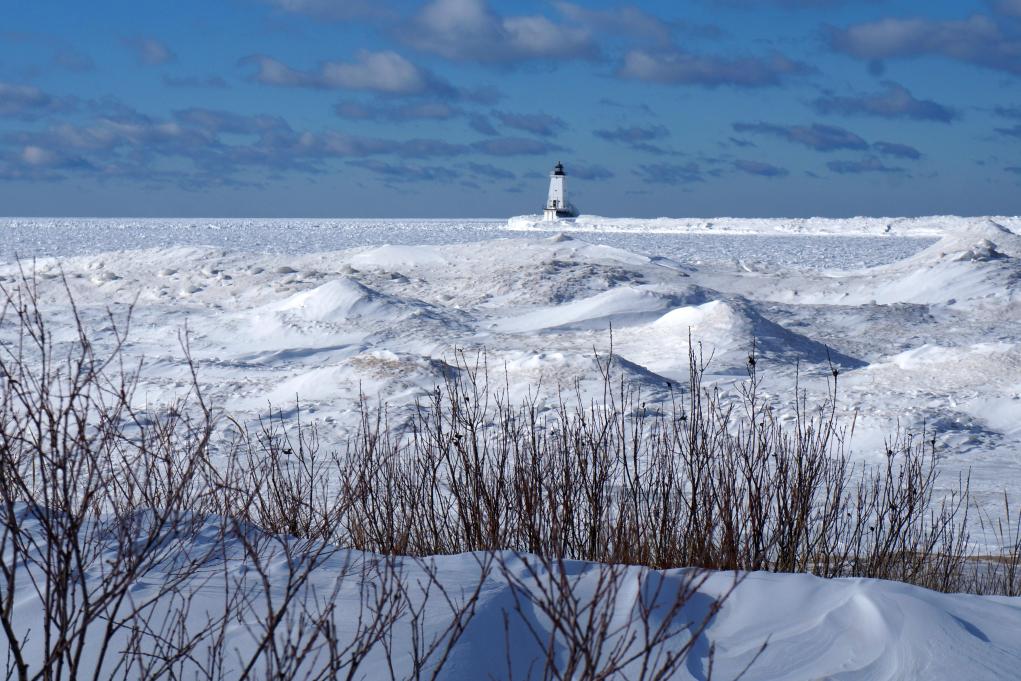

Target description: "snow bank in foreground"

left=7, top=517, right=1019, bottom=680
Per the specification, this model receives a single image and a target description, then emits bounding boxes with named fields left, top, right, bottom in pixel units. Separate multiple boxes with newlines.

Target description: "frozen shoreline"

left=507, top=213, right=1021, bottom=237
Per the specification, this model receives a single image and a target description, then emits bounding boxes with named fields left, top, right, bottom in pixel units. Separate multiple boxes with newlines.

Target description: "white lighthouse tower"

left=543, top=161, right=578, bottom=222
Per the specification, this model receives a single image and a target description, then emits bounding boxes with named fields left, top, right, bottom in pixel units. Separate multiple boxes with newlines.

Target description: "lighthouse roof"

left=552, top=161, right=565, bottom=176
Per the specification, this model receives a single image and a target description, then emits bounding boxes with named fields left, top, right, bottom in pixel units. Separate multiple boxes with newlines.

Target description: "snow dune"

left=491, top=285, right=709, bottom=333
left=1, top=217, right=1018, bottom=481
left=263, top=277, right=405, bottom=322
left=4, top=512, right=1020, bottom=681
left=615, top=299, right=867, bottom=377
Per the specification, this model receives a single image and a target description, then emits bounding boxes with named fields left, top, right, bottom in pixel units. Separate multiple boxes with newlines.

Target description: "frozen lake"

left=0, top=217, right=934, bottom=270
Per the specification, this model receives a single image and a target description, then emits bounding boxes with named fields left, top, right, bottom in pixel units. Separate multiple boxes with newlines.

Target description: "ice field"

left=2, top=214, right=1021, bottom=679
left=2, top=216, right=1018, bottom=498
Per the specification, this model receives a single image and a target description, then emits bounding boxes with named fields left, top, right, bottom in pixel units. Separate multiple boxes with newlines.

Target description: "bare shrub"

left=193, top=318, right=1020, bottom=599
left=0, top=274, right=722, bottom=680
left=2, top=270, right=1018, bottom=679
left=319, top=346, right=1018, bottom=595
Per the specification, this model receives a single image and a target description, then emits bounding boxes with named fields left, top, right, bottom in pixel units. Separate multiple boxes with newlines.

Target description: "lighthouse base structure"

left=543, top=207, right=578, bottom=222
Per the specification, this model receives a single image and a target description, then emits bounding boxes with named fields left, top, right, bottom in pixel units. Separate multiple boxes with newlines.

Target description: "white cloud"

left=619, top=49, right=810, bottom=87
left=994, top=0, right=1021, bottom=17
left=402, top=0, right=596, bottom=62
left=261, top=0, right=391, bottom=20
left=552, top=2, right=672, bottom=45
left=123, top=37, right=176, bottom=66
left=320, top=51, right=429, bottom=93
left=828, top=14, right=1021, bottom=75
left=0, top=82, right=73, bottom=118
left=21, top=145, right=56, bottom=166
left=244, top=50, right=450, bottom=95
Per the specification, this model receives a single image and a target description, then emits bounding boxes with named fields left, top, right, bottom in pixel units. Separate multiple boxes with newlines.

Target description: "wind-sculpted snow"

left=4, top=510, right=1020, bottom=680
left=263, top=277, right=406, bottom=322
left=1, top=216, right=1020, bottom=538
left=615, top=299, right=868, bottom=377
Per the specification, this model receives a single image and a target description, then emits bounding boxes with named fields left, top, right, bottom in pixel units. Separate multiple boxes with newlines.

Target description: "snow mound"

left=865, top=342, right=1020, bottom=392
left=617, top=300, right=864, bottom=376
left=264, top=277, right=403, bottom=323
left=698, top=570, right=1021, bottom=680
left=349, top=244, right=449, bottom=270
left=495, top=349, right=674, bottom=401
left=239, top=350, right=458, bottom=410
left=493, top=286, right=708, bottom=333
left=649, top=300, right=749, bottom=349
left=903, top=219, right=1021, bottom=263
left=953, top=238, right=1008, bottom=262
left=793, top=218, right=1021, bottom=306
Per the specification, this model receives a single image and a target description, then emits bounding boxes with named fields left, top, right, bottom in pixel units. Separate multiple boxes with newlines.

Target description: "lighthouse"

left=543, top=161, right=579, bottom=222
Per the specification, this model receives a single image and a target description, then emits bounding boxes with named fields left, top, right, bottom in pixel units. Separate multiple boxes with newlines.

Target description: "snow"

left=701, top=570, right=1021, bottom=679
left=4, top=510, right=1021, bottom=680
left=492, top=286, right=696, bottom=333
left=507, top=213, right=1015, bottom=238
left=2, top=216, right=1018, bottom=506
left=3, top=216, right=1019, bottom=486
left=262, top=277, right=409, bottom=323
left=0, top=217, right=936, bottom=269
left=2, top=214, right=1021, bottom=678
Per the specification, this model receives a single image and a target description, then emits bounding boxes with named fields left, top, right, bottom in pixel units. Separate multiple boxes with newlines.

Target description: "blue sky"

left=2, top=0, right=1020, bottom=217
